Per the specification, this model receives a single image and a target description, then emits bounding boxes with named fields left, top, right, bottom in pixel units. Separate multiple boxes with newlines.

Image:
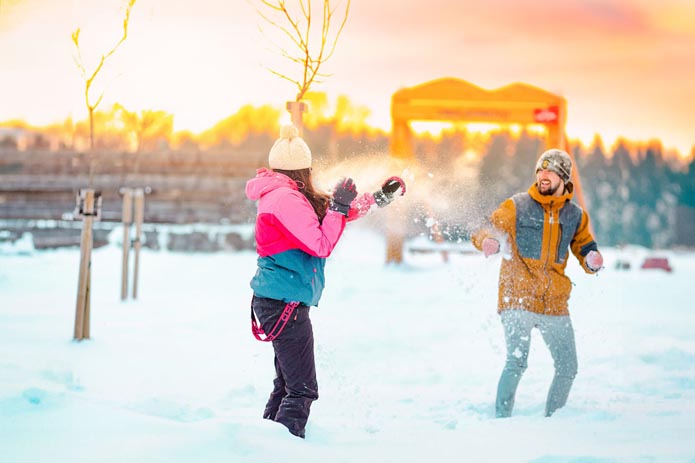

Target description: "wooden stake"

left=286, top=101, right=306, bottom=136
left=385, top=231, right=403, bottom=265
left=83, top=263, right=91, bottom=339
left=120, top=188, right=133, bottom=301
left=74, top=189, right=95, bottom=340
left=132, top=188, right=144, bottom=299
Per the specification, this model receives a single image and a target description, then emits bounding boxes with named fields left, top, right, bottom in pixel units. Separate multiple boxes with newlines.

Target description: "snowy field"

left=1, top=223, right=694, bottom=463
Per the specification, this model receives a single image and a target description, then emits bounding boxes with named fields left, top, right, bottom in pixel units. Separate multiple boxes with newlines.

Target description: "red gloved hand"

left=482, top=238, right=500, bottom=257
left=585, top=250, right=603, bottom=271
left=373, top=176, right=406, bottom=208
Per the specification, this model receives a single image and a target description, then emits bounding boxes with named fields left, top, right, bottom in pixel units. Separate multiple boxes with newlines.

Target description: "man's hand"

left=586, top=250, right=603, bottom=272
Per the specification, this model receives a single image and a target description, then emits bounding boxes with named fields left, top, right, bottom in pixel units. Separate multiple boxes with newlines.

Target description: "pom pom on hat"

left=268, top=124, right=312, bottom=170
left=279, top=124, right=299, bottom=139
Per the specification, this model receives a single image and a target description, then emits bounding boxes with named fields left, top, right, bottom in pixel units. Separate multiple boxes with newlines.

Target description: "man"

left=472, top=148, right=603, bottom=418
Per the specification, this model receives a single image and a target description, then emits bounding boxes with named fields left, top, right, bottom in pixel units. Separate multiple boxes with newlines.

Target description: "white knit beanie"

left=268, top=125, right=312, bottom=170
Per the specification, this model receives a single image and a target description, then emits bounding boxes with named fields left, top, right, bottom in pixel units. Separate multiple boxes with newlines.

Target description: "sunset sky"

left=1, top=0, right=694, bottom=156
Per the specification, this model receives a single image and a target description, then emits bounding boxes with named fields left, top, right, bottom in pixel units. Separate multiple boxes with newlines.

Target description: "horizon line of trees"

left=0, top=92, right=385, bottom=155
left=1, top=92, right=693, bottom=164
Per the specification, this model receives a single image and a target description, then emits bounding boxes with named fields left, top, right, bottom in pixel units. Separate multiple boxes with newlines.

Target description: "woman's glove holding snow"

left=329, top=177, right=358, bottom=216
left=373, top=176, right=406, bottom=208
left=585, top=250, right=604, bottom=272
left=482, top=237, right=500, bottom=257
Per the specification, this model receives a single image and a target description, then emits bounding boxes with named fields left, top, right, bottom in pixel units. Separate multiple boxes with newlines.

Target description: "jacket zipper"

left=543, top=202, right=555, bottom=312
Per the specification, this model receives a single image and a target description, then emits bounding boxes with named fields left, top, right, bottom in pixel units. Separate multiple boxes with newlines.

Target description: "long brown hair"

left=274, top=168, right=330, bottom=222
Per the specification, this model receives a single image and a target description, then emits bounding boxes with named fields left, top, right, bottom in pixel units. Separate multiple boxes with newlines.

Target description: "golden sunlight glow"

left=650, top=4, right=695, bottom=33
left=0, top=0, right=693, bottom=158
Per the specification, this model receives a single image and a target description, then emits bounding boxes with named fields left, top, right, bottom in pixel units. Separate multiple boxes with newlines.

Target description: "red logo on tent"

left=534, top=106, right=559, bottom=123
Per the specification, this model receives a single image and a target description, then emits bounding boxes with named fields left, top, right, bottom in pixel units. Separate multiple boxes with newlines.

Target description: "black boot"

left=275, top=396, right=313, bottom=439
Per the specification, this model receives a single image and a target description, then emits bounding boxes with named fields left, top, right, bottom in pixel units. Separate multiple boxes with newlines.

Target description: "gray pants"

left=496, top=309, right=578, bottom=418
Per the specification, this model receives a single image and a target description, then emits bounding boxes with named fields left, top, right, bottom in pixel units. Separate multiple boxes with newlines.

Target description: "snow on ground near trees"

left=1, top=224, right=694, bottom=463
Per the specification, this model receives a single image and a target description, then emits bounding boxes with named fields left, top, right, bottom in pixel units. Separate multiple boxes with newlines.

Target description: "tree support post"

left=286, top=101, right=306, bottom=136
left=74, top=189, right=101, bottom=341
left=120, top=188, right=133, bottom=301
left=131, top=188, right=145, bottom=299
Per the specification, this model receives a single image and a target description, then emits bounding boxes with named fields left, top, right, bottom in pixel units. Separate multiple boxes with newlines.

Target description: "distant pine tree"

left=478, top=132, right=514, bottom=208
left=680, top=158, right=695, bottom=208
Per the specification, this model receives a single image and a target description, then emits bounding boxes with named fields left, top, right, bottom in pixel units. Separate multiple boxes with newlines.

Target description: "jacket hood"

left=245, top=168, right=299, bottom=201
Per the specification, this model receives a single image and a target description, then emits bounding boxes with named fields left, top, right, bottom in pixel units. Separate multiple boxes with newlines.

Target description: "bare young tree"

left=71, top=0, right=137, bottom=154
left=255, top=0, right=351, bottom=103
left=115, top=104, right=174, bottom=154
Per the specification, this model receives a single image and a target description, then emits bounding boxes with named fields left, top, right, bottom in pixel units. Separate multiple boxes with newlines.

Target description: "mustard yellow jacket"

left=472, top=184, right=599, bottom=316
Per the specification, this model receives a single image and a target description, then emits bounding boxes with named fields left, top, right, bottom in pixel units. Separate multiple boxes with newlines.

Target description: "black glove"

left=329, top=177, right=358, bottom=216
left=373, top=176, right=406, bottom=208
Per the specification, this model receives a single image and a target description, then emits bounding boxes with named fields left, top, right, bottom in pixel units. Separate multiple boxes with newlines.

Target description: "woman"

left=246, top=124, right=404, bottom=438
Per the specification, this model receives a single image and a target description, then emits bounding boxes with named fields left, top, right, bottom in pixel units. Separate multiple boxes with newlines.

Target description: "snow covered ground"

left=1, top=223, right=694, bottom=462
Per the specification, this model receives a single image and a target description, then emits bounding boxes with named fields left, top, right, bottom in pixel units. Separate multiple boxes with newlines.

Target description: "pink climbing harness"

left=251, top=301, right=300, bottom=342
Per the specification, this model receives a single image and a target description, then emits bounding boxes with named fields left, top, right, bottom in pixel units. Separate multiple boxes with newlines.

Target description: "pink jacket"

left=245, top=168, right=375, bottom=305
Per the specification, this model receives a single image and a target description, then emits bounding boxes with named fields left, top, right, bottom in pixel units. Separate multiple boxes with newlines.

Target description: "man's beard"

left=538, top=181, right=560, bottom=196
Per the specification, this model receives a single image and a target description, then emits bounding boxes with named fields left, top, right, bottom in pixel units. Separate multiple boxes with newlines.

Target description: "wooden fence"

left=0, top=149, right=259, bottom=224
left=0, top=149, right=260, bottom=250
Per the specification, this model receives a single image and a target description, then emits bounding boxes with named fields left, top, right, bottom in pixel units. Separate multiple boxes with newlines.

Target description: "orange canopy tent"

left=387, top=77, right=587, bottom=263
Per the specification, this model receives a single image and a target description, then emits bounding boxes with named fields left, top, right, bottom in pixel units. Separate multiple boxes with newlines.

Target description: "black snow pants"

left=251, top=295, right=318, bottom=438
